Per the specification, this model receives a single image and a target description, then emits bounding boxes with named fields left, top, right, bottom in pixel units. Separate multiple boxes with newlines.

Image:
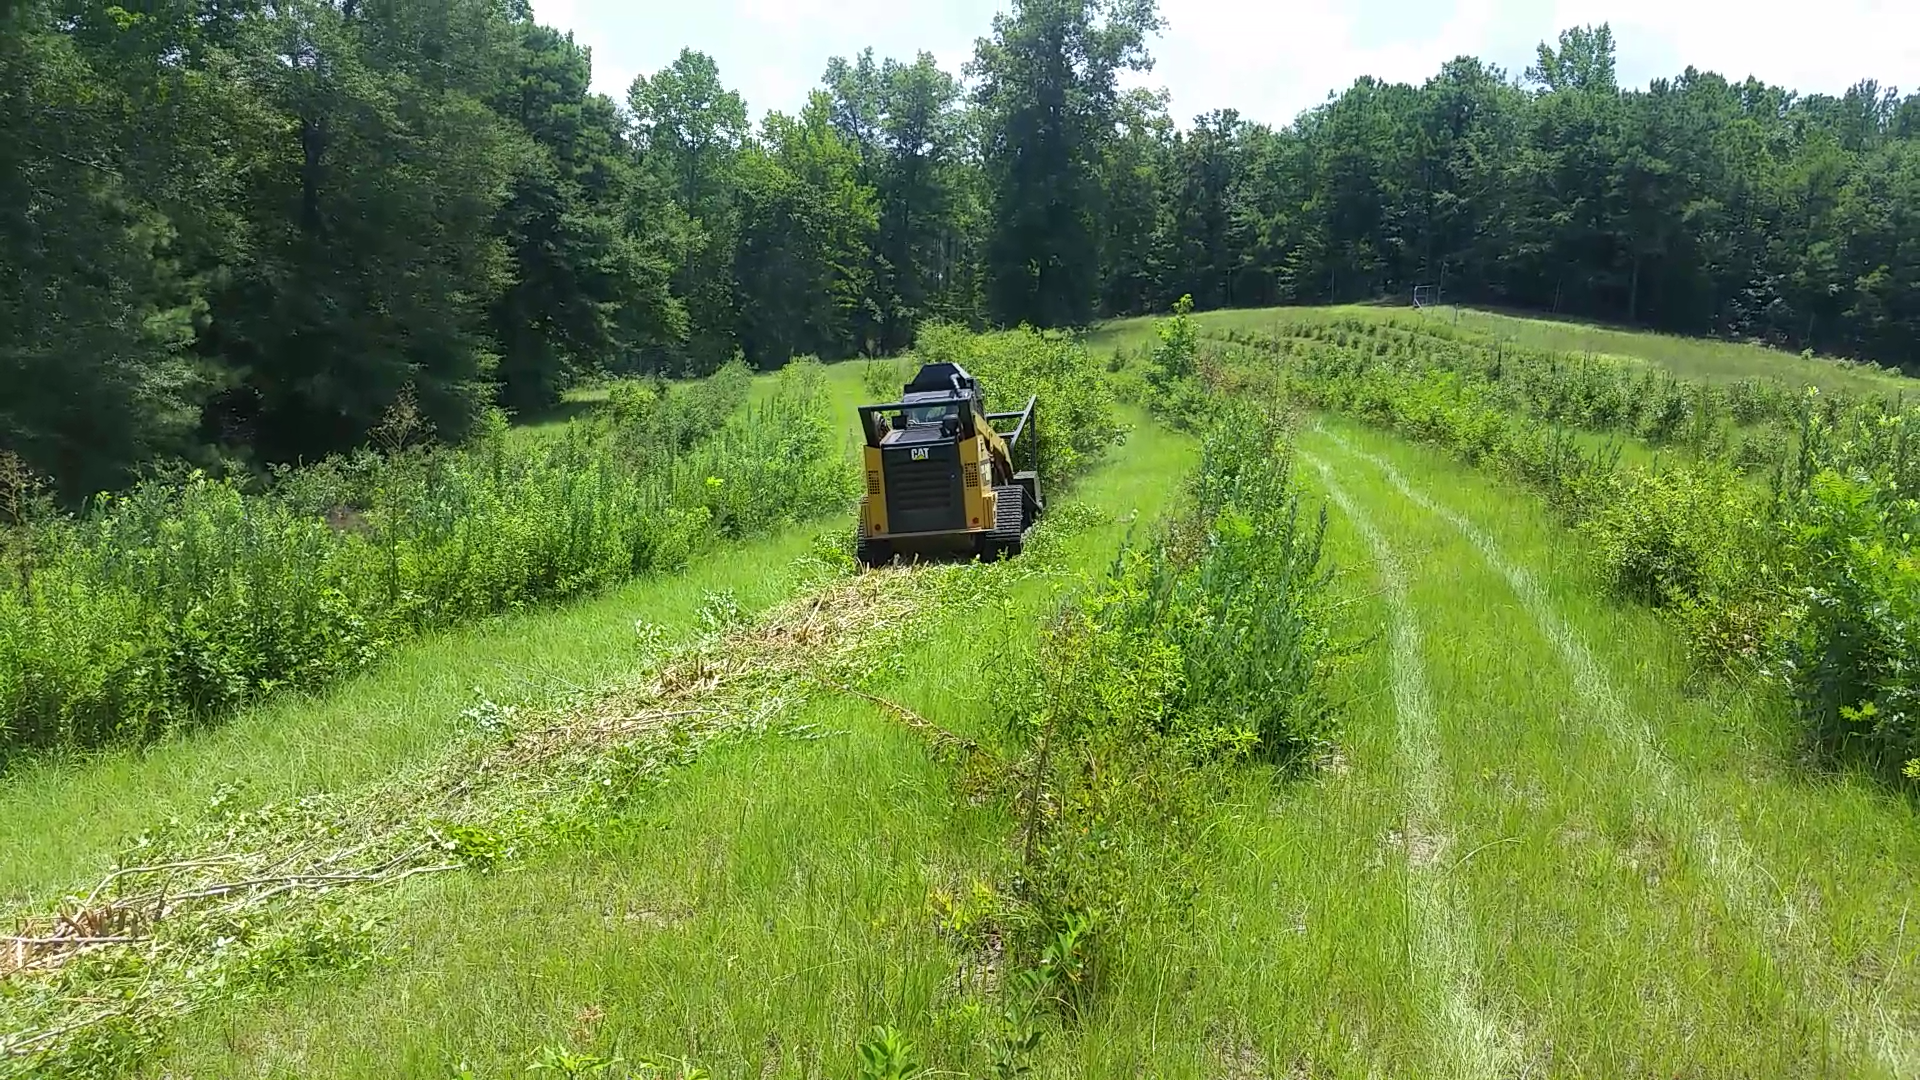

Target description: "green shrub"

left=1579, top=463, right=1785, bottom=665
left=1135, top=297, right=1211, bottom=431
left=913, top=322, right=1124, bottom=489
left=1149, top=296, right=1198, bottom=384
left=860, top=357, right=913, bottom=401
left=1734, top=423, right=1793, bottom=474
left=0, top=362, right=851, bottom=762
left=1581, top=463, right=1754, bottom=607
left=1088, top=401, right=1338, bottom=760
left=1782, top=470, right=1920, bottom=771
left=603, top=358, right=755, bottom=464
left=999, top=399, right=1340, bottom=1017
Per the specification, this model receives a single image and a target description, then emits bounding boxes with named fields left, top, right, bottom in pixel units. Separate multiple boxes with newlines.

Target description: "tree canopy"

left=5, top=1, right=1918, bottom=498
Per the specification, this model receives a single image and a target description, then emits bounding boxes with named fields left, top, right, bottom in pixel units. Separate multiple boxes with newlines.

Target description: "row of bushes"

left=1213, top=323, right=1918, bottom=783
left=0, top=362, right=852, bottom=761
left=1257, top=316, right=1911, bottom=438
left=1210, top=317, right=1920, bottom=485
left=1042, top=397, right=1339, bottom=763
left=1002, top=398, right=1341, bottom=1015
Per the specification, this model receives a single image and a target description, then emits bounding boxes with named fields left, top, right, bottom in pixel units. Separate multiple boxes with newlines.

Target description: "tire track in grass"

left=1303, top=452, right=1509, bottom=1080
left=1321, top=427, right=1919, bottom=1077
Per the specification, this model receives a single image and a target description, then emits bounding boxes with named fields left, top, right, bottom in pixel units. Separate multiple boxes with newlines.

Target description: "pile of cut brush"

left=0, top=559, right=954, bottom=1075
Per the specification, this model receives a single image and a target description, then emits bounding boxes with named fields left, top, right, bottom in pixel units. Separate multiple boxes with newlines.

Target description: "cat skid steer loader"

left=854, top=362, right=1041, bottom=567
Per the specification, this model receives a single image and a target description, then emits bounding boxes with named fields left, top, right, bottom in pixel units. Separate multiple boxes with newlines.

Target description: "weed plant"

left=1132, top=295, right=1210, bottom=430
left=0, top=362, right=852, bottom=762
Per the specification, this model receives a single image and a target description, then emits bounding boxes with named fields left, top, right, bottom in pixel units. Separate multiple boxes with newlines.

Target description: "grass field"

left=94, top=410, right=1919, bottom=1080
left=0, top=363, right=880, bottom=908
left=1089, top=303, right=1919, bottom=397
left=1293, top=419, right=1920, bottom=1077
left=131, top=409, right=1198, bottom=1078
left=5, top=319, right=1919, bottom=1078
left=0, top=523, right=838, bottom=907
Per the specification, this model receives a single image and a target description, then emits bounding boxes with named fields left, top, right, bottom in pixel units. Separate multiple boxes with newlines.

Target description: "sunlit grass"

left=143, top=411, right=1199, bottom=1078
left=1295, top=417, right=1920, bottom=1077
left=143, top=408, right=1920, bottom=1079
left=0, top=524, right=840, bottom=907
left=1089, top=304, right=1918, bottom=398
left=994, top=416, right=1899, bottom=1077
left=0, top=366, right=886, bottom=906
left=15, top=369, right=1920, bottom=1077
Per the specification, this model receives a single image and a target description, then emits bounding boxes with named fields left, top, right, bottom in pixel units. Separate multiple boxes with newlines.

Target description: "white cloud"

left=1140, top=0, right=1920, bottom=126
left=533, top=0, right=1004, bottom=119
left=535, top=0, right=1920, bottom=129
left=1549, top=0, right=1919, bottom=95
left=1133, top=0, right=1522, bottom=125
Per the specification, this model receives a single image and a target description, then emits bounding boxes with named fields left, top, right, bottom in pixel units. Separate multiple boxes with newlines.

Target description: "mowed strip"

left=1297, top=430, right=1855, bottom=1077
left=1316, top=418, right=1920, bottom=1077
left=1304, top=453, right=1509, bottom=1080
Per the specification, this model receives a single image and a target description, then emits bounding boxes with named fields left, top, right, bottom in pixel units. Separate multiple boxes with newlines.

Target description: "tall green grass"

left=0, top=362, right=853, bottom=762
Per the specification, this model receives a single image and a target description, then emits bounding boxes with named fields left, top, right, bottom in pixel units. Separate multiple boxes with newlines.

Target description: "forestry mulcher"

left=855, top=362, right=1041, bottom=567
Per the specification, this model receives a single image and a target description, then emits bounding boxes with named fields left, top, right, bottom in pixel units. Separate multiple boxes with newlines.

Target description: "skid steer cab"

left=855, top=361, right=1042, bottom=567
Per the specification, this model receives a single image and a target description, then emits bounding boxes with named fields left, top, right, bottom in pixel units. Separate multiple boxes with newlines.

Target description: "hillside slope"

left=126, top=416, right=1920, bottom=1079
left=1090, top=305, right=1918, bottom=397
left=6, top=332, right=1919, bottom=1078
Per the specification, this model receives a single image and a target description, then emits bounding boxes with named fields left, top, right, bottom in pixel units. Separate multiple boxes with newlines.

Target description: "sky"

left=532, top=0, right=1920, bottom=129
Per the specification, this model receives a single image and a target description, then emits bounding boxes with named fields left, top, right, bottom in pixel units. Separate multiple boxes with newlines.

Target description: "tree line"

left=5, top=1, right=1917, bottom=499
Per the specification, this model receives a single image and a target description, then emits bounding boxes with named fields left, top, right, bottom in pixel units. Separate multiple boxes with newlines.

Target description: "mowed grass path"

left=957, top=417, right=1915, bottom=1078
left=141, top=412, right=1199, bottom=1078
left=1282, top=418, right=1920, bottom=1077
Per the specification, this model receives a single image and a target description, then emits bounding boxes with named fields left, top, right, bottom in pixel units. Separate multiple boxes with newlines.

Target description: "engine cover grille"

left=882, top=441, right=965, bottom=534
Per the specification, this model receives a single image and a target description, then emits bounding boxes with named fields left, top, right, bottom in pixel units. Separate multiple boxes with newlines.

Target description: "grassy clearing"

left=503, top=387, right=615, bottom=447
left=0, top=362, right=907, bottom=911
left=1110, top=295, right=1914, bottom=1072
left=1089, top=304, right=1919, bottom=396
left=1, top=361, right=851, bottom=760
left=1432, top=306, right=1915, bottom=393
left=1042, top=416, right=1886, bottom=1078
left=1303, top=453, right=1506, bottom=1078
left=147, top=404, right=1920, bottom=1079
left=509, top=363, right=877, bottom=452
left=1194, top=311, right=1918, bottom=782
left=3, top=331, right=1139, bottom=1076
left=0, top=360, right=902, bottom=905
left=11, top=314, right=1920, bottom=1078
left=136, top=409, right=1197, bottom=1079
